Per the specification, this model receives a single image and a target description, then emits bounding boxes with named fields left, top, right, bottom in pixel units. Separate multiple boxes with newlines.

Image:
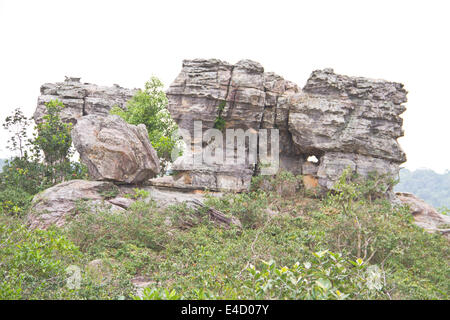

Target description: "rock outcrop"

left=34, top=77, right=136, bottom=124
left=166, top=59, right=407, bottom=191
left=396, top=192, right=450, bottom=238
left=28, top=180, right=123, bottom=229
left=72, top=115, right=160, bottom=183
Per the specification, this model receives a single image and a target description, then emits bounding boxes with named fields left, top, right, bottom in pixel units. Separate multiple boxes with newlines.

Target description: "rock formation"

left=165, top=59, right=407, bottom=191
left=34, top=76, right=136, bottom=124
left=396, top=192, right=450, bottom=238
left=72, top=114, right=160, bottom=183
left=28, top=180, right=124, bottom=229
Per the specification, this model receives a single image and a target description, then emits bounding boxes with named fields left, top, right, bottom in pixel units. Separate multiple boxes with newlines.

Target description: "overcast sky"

left=0, top=0, right=448, bottom=172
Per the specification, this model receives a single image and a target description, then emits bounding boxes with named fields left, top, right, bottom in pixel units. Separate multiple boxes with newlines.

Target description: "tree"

left=33, top=100, right=73, bottom=166
left=111, top=77, right=180, bottom=173
left=2, top=108, right=30, bottom=158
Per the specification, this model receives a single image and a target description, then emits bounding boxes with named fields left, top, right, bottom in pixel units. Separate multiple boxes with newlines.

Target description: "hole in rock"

left=307, top=155, right=319, bottom=163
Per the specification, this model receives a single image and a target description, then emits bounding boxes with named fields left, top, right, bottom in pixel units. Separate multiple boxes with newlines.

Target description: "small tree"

left=32, top=100, right=76, bottom=184
left=111, top=76, right=180, bottom=173
left=2, top=108, right=30, bottom=158
left=33, top=100, right=73, bottom=165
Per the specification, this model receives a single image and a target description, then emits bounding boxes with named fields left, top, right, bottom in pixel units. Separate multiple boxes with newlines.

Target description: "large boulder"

left=396, top=192, right=450, bottom=238
left=72, top=115, right=160, bottom=183
left=28, top=180, right=123, bottom=229
left=166, top=59, right=407, bottom=191
left=34, top=76, right=137, bottom=124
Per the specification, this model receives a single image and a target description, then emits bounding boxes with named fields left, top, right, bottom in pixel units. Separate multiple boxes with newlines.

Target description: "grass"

left=0, top=171, right=448, bottom=299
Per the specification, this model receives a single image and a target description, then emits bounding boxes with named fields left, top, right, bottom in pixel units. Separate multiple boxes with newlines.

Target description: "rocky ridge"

left=30, top=60, right=414, bottom=232
left=34, top=76, right=136, bottom=124
left=164, top=59, right=407, bottom=191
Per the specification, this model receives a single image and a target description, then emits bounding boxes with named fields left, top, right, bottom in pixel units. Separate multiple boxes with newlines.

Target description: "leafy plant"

left=243, top=250, right=382, bottom=300
left=213, top=101, right=226, bottom=131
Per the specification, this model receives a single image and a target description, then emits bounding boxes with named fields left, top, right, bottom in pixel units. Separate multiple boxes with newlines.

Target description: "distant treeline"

left=395, top=168, right=450, bottom=210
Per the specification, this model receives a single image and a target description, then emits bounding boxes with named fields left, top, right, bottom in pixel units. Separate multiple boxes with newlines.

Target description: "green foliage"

left=204, top=191, right=269, bottom=229
left=33, top=100, right=73, bottom=166
left=1, top=166, right=449, bottom=300
left=213, top=101, right=227, bottom=131
left=395, top=168, right=450, bottom=209
left=0, top=105, right=88, bottom=216
left=124, top=188, right=150, bottom=200
left=110, top=77, right=179, bottom=173
left=251, top=170, right=303, bottom=196
left=134, top=287, right=183, bottom=300
left=0, top=221, right=81, bottom=299
left=243, top=251, right=382, bottom=300
left=67, top=200, right=172, bottom=256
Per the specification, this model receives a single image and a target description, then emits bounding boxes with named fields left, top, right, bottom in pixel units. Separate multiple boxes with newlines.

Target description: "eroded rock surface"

left=34, top=77, right=136, bottom=124
left=72, top=115, right=160, bottom=183
left=28, top=180, right=122, bottom=229
left=396, top=192, right=450, bottom=238
left=166, top=59, right=407, bottom=191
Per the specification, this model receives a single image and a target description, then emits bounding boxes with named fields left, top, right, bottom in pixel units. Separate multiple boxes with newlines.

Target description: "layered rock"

left=72, top=115, right=160, bottom=183
left=290, top=69, right=407, bottom=188
left=28, top=180, right=123, bottom=229
left=166, top=59, right=407, bottom=191
left=34, top=76, right=136, bottom=124
left=166, top=59, right=302, bottom=190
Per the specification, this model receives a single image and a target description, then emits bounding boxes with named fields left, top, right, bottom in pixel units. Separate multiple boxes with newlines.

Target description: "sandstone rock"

left=108, top=197, right=135, bottom=209
left=28, top=180, right=120, bottom=229
left=396, top=192, right=450, bottom=238
left=118, top=185, right=213, bottom=209
left=167, top=150, right=254, bottom=192
left=289, top=68, right=406, bottom=162
left=34, top=77, right=136, bottom=124
left=166, top=59, right=302, bottom=190
left=72, top=115, right=160, bottom=183
left=166, top=59, right=407, bottom=192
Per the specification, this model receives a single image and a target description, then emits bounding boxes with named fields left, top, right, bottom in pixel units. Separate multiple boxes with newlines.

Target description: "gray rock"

left=72, top=115, right=160, bottom=183
left=166, top=59, right=407, bottom=191
left=396, top=192, right=450, bottom=238
left=28, top=180, right=120, bottom=229
left=108, top=197, right=135, bottom=209
left=34, top=77, right=137, bottom=124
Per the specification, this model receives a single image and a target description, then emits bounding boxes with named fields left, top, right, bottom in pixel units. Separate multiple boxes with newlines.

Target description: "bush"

left=243, top=251, right=383, bottom=300
left=204, top=191, right=269, bottom=229
left=0, top=222, right=82, bottom=299
left=67, top=200, right=173, bottom=255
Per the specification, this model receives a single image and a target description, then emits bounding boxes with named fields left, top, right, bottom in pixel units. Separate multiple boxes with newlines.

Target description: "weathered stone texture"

left=28, top=180, right=121, bottom=229
left=166, top=60, right=407, bottom=191
left=34, top=77, right=136, bottom=124
left=72, top=115, right=160, bottom=184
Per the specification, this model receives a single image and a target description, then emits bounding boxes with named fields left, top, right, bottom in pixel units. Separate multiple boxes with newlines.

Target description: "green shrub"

left=204, top=191, right=269, bottom=228
left=67, top=200, right=173, bottom=255
left=243, top=251, right=383, bottom=300
left=0, top=222, right=81, bottom=299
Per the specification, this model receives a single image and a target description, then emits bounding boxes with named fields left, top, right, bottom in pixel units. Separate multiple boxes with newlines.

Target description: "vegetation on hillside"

left=0, top=92, right=448, bottom=300
left=0, top=102, right=87, bottom=216
left=0, top=168, right=448, bottom=300
left=395, top=168, right=450, bottom=213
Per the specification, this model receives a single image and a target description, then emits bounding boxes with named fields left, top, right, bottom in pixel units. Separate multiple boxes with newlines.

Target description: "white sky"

left=0, top=0, right=449, bottom=172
